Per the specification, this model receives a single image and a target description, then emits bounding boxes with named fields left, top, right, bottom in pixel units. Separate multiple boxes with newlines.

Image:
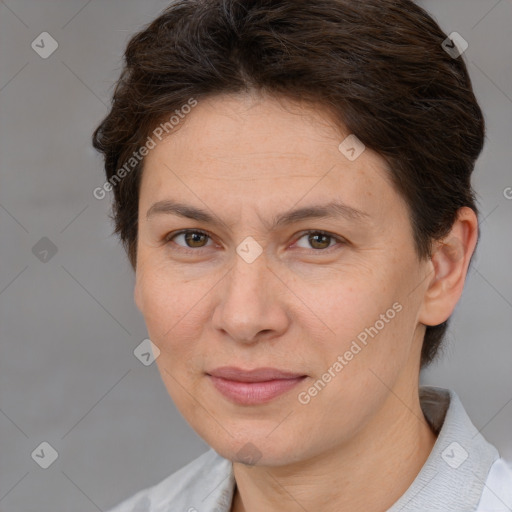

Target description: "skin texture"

left=134, top=92, right=478, bottom=512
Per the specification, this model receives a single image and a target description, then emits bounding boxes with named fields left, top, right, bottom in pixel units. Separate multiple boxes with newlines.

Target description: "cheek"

left=292, top=301, right=412, bottom=446
left=136, top=270, right=205, bottom=394
left=137, top=260, right=202, bottom=338
left=138, top=271, right=207, bottom=413
left=301, top=265, right=415, bottom=390
left=305, top=273, right=399, bottom=344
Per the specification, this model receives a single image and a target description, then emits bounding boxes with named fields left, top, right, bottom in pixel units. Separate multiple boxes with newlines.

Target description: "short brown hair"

left=92, top=0, right=484, bottom=368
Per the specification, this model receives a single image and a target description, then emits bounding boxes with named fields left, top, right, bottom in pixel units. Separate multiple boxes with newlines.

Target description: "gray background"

left=0, top=1, right=511, bottom=510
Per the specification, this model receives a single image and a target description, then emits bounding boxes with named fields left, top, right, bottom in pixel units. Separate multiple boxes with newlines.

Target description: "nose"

left=211, top=249, right=290, bottom=345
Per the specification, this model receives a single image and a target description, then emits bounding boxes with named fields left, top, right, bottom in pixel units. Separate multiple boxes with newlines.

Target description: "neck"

left=231, top=382, right=437, bottom=512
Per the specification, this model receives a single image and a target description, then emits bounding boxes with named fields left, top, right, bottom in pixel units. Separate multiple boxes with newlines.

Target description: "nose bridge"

left=228, top=231, right=270, bottom=299
left=212, top=246, right=285, bottom=342
left=227, top=247, right=270, bottom=314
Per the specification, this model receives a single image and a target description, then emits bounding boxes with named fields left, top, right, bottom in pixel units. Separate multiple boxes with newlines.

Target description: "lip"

left=207, top=366, right=307, bottom=405
left=207, top=366, right=305, bottom=382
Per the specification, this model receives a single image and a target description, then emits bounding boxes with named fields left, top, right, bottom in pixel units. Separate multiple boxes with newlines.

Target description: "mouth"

left=206, top=366, right=308, bottom=405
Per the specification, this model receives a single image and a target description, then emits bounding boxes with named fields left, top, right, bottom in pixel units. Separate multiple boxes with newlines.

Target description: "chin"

left=204, top=430, right=309, bottom=468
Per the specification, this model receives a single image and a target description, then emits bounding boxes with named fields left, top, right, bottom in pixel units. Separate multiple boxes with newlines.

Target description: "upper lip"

left=207, top=366, right=306, bottom=382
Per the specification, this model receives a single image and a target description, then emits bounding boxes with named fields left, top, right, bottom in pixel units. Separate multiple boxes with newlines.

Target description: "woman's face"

left=134, top=92, right=432, bottom=466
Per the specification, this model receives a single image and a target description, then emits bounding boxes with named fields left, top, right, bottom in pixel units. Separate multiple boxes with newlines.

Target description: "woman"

left=92, top=0, right=512, bottom=510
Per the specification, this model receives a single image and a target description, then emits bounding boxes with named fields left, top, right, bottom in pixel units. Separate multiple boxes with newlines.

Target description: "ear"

left=418, top=207, right=478, bottom=327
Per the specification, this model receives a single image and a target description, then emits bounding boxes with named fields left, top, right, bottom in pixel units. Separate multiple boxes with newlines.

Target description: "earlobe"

left=418, top=207, right=478, bottom=327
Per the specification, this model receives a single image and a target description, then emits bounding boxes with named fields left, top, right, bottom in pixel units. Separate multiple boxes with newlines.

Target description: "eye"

left=165, top=229, right=214, bottom=252
left=164, top=229, right=345, bottom=255
left=293, top=230, right=345, bottom=252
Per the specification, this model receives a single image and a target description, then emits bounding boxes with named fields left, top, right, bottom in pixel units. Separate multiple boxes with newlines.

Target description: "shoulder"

left=106, top=448, right=234, bottom=512
left=476, top=457, right=512, bottom=511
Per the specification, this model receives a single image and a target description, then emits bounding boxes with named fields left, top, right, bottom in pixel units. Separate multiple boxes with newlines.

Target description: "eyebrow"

left=146, top=199, right=369, bottom=230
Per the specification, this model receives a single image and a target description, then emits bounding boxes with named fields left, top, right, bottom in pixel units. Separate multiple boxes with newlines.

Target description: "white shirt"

left=107, top=386, right=512, bottom=511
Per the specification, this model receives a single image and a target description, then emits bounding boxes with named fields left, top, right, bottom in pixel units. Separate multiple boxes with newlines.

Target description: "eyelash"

left=164, top=229, right=346, bottom=255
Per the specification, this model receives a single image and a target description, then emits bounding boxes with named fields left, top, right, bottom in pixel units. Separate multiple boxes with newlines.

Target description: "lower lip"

left=208, top=375, right=306, bottom=405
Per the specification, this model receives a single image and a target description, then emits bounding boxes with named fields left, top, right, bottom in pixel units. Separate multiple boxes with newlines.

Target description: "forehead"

left=139, top=93, right=405, bottom=228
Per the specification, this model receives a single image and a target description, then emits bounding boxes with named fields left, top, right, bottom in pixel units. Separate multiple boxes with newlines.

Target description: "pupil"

left=311, top=233, right=329, bottom=249
left=187, top=232, right=205, bottom=247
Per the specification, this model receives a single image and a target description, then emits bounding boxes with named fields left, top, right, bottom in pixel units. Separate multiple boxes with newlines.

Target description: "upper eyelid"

left=164, top=229, right=217, bottom=249
left=165, top=228, right=211, bottom=241
left=294, top=230, right=344, bottom=245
